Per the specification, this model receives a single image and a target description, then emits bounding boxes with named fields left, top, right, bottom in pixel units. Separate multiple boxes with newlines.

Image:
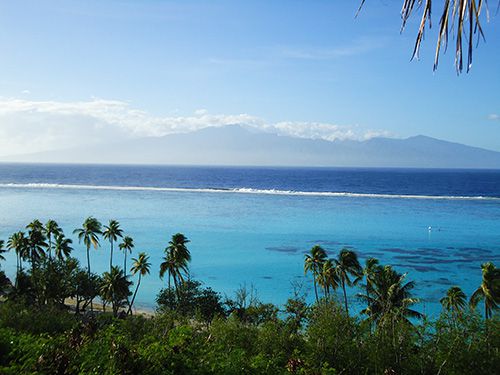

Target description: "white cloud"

left=489, top=114, right=499, bottom=121
left=0, top=97, right=391, bottom=156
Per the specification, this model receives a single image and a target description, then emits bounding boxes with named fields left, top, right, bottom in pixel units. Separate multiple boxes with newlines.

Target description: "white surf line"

left=0, top=183, right=499, bottom=201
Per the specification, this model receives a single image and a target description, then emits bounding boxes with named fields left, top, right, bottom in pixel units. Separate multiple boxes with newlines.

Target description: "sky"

left=0, top=0, right=499, bottom=157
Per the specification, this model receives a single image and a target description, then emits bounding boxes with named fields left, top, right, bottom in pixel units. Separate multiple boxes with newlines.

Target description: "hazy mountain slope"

left=3, top=125, right=500, bottom=168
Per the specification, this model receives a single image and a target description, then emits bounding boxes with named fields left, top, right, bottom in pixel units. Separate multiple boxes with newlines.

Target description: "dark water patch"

left=266, top=246, right=300, bottom=254
left=406, top=257, right=469, bottom=265
left=457, top=263, right=482, bottom=270
left=454, top=251, right=500, bottom=263
left=380, top=248, right=411, bottom=255
left=207, top=276, right=217, bottom=280
left=434, top=278, right=454, bottom=286
left=408, top=265, right=442, bottom=273
left=393, top=255, right=422, bottom=261
left=261, top=276, right=273, bottom=280
left=392, top=263, right=442, bottom=273
left=417, top=248, right=448, bottom=257
left=453, top=247, right=492, bottom=258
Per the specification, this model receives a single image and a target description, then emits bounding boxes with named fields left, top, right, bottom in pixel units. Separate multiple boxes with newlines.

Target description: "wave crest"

left=0, top=182, right=498, bottom=201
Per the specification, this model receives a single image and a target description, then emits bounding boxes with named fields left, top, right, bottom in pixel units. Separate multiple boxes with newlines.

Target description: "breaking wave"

left=1, top=183, right=499, bottom=201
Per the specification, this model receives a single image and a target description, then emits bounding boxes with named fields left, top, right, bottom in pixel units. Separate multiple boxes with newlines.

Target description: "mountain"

left=3, top=125, right=500, bottom=168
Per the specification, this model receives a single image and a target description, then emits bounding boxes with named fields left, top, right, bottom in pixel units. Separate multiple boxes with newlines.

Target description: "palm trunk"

left=174, top=274, right=180, bottom=298
left=31, top=249, right=35, bottom=275
left=48, top=235, right=52, bottom=261
left=128, top=274, right=141, bottom=315
left=124, top=251, right=127, bottom=275
left=87, top=245, right=93, bottom=312
left=366, top=283, right=372, bottom=331
left=342, top=278, right=349, bottom=315
left=313, top=276, right=319, bottom=303
left=15, top=253, right=20, bottom=288
left=109, top=240, right=113, bottom=272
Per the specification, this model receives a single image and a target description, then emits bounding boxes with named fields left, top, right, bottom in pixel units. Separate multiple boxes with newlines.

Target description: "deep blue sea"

left=1, top=163, right=499, bottom=316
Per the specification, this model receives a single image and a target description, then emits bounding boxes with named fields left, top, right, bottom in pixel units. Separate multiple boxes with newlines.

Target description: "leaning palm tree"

left=54, top=234, right=73, bottom=261
left=440, top=286, right=467, bottom=324
left=100, top=266, right=131, bottom=317
left=470, top=262, right=500, bottom=319
left=44, top=219, right=61, bottom=261
left=333, top=248, right=362, bottom=315
left=119, top=236, right=134, bottom=276
left=304, top=245, right=327, bottom=302
left=103, top=220, right=123, bottom=273
left=128, top=252, right=151, bottom=315
left=359, top=265, right=422, bottom=327
left=73, top=217, right=102, bottom=312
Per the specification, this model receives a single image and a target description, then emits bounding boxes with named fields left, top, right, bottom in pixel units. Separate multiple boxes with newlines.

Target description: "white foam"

left=0, top=182, right=499, bottom=201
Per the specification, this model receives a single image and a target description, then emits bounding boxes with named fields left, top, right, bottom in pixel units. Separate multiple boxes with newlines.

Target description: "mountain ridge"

left=3, top=125, right=500, bottom=169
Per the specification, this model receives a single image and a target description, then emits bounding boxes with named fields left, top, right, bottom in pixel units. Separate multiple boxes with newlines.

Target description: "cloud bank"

left=0, top=98, right=390, bottom=156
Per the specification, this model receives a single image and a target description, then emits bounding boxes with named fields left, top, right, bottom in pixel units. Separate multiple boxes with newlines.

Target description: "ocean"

left=1, top=163, right=499, bottom=315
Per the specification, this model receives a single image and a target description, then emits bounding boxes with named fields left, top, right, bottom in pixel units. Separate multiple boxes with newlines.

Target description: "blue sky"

left=0, top=0, right=499, bottom=155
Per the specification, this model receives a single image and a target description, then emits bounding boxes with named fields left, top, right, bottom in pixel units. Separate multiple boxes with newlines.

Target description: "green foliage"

left=306, top=300, right=366, bottom=373
left=156, top=279, right=226, bottom=324
left=0, top=301, right=76, bottom=335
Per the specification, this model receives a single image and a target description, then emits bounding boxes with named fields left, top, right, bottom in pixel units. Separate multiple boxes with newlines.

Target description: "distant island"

left=3, top=125, right=500, bottom=169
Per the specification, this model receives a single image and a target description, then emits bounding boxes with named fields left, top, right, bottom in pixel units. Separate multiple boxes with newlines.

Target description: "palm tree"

left=318, top=259, right=339, bottom=299
left=119, top=236, right=134, bottom=276
left=440, top=286, right=467, bottom=324
left=44, top=219, right=61, bottom=261
left=160, top=252, right=177, bottom=289
left=357, top=0, right=495, bottom=74
left=333, top=248, right=362, bottom=315
left=26, top=219, right=44, bottom=233
left=7, top=231, right=28, bottom=275
left=304, top=245, right=327, bottom=302
left=470, top=262, right=500, bottom=319
left=73, top=217, right=102, bottom=312
left=159, top=233, right=192, bottom=293
left=361, top=258, right=380, bottom=307
left=128, top=252, right=151, bottom=315
left=103, top=220, right=123, bottom=273
left=359, top=265, right=422, bottom=326
left=54, top=234, right=73, bottom=261
left=26, top=219, right=47, bottom=274
left=100, top=266, right=131, bottom=317
left=167, top=233, right=191, bottom=263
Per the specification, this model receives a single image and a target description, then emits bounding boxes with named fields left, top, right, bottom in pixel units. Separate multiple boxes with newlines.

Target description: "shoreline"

left=64, top=298, right=156, bottom=318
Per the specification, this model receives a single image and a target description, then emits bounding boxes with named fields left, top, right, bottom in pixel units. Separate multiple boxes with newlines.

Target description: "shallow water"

left=0, top=164, right=499, bottom=316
